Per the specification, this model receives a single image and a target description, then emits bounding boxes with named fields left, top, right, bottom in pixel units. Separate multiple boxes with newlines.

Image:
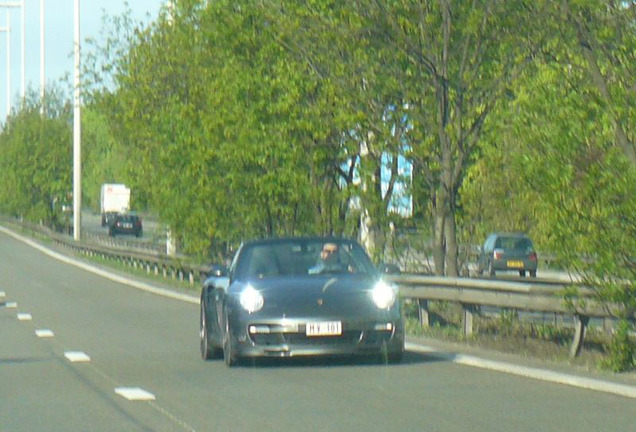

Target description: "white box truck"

left=100, top=183, right=131, bottom=226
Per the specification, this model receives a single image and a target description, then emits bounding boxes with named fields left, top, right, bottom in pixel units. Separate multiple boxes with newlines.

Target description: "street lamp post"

left=0, top=11, right=9, bottom=117
left=73, top=0, right=81, bottom=241
left=40, top=0, right=44, bottom=109
left=0, top=1, right=24, bottom=105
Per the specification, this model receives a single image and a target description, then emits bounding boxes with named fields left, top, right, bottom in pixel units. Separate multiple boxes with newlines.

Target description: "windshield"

left=497, top=236, right=534, bottom=252
left=234, top=239, right=377, bottom=279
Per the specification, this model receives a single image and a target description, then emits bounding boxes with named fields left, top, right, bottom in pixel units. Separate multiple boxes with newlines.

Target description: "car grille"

left=250, top=330, right=363, bottom=346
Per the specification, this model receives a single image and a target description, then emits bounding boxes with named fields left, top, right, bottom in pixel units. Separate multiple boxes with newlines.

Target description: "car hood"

left=230, top=275, right=389, bottom=317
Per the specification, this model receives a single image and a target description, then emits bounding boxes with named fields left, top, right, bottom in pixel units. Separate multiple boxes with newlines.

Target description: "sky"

left=0, top=0, right=167, bottom=121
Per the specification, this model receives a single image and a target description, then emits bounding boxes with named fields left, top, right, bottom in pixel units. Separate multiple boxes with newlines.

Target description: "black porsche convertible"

left=199, top=237, right=404, bottom=366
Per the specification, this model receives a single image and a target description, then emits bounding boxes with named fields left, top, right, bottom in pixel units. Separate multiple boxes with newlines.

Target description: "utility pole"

left=0, top=1, right=23, bottom=117
left=40, top=0, right=44, bottom=111
left=73, top=0, right=81, bottom=240
left=0, top=12, right=9, bottom=118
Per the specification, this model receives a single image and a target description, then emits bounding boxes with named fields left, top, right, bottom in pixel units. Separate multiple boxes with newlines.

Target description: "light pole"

left=0, top=11, right=9, bottom=117
left=0, top=1, right=24, bottom=105
left=40, top=0, right=44, bottom=110
left=73, top=0, right=81, bottom=240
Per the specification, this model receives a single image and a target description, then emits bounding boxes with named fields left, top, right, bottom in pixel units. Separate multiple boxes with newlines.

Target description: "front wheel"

left=387, top=350, right=403, bottom=364
left=379, top=341, right=403, bottom=364
left=223, top=318, right=239, bottom=367
left=200, top=305, right=215, bottom=360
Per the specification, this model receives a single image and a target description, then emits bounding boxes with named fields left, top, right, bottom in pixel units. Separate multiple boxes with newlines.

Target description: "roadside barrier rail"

left=2, top=217, right=632, bottom=359
left=387, top=274, right=634, bottom=358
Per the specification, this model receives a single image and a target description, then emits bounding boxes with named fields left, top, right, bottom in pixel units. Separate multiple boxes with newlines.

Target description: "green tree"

left=0, top=87, right=72, bottom=229
left=353, top=0, right=544, bottom=275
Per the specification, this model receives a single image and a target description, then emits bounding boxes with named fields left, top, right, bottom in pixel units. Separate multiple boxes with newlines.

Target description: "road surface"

left=1, top=229, right=634, bottom=432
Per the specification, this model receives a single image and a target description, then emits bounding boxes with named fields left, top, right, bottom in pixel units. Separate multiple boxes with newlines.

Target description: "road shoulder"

left=407, top=335, right=636, bottom=398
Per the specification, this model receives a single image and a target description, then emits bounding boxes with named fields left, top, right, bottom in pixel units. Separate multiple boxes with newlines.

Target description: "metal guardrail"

left=1, top=218, right=212, bottom=286
left=3, top=217, right=632, bottom=358
left=387, top=274, right=634, bottom=358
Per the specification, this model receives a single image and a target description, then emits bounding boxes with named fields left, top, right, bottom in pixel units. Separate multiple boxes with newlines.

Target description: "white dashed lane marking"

left=17, top=313, right=32, bottom=321
left=115, top=387, right=156, bottom=401
left=64, top=351, right=91, bottom=363
left=5, top=302, right=17, bottom=308
left=35, top=329, right=55, bottom=338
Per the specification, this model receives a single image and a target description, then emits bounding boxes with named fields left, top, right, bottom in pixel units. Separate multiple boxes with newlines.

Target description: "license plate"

left=306, top=321, right=342, bottom=336
left=507, top=260, right=523, bottom=268
left=123, top=223, right=132, bottom=228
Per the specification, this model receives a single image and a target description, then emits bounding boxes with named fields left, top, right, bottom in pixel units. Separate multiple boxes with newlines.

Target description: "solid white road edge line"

left=406, top=342, right=636, bottom=399
left=0, top=226, right=199, bottom=305
left=2, top=225, right=634, bottom=399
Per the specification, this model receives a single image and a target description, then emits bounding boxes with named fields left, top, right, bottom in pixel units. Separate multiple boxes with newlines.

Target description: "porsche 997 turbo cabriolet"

left=199, top=237, right=404, bottom=366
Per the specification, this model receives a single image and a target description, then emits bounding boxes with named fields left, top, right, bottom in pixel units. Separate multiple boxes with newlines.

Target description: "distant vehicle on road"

left=477, top=232, right=538, bottom=277
left=199, top=237, right=405, bottom=366
left=101, top=183, right=131, bottom=227
left=108, top=213, right=143, bottom=238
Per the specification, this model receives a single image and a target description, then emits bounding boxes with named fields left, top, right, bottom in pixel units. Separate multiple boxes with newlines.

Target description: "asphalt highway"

left=1, top=228, right=634, bottom=432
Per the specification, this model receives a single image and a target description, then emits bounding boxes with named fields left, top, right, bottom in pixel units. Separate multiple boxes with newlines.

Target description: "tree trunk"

left=444, top=209, right=459, bottom=277
left=432, top=197, right=446, bottom=276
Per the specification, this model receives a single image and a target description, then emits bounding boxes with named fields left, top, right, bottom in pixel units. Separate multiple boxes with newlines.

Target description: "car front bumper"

left=227, top=315, right=405, bottom=359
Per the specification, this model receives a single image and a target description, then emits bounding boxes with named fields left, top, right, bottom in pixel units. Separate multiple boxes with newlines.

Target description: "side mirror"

left=207, top=264, right=228, bottom=277
left=378, top=263, right=401, bottom=275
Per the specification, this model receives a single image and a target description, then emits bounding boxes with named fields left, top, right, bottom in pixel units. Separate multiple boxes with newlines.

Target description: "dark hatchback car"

left=199, top=237, right=405, bottom=366
left=108, top=213, right=143, bottom=237
left=477, top=232, right=537, bottom=277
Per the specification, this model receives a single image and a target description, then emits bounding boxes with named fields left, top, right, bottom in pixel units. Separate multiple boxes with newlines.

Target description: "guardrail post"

left=462, top=304, right=475, bottom=337
left=570, top=314, right=589, bottom=358
left=417, top=299, right=430, bottom=327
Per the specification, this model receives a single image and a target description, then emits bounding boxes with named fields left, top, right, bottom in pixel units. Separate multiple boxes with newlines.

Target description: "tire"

left=519, top=270, right=526, bottom=277
left=530, top=270, right=537, bottom=277
left=379, top=341, right=403, bottom=364
left=387, top=350, right=404, bottom=364
left=200, top=304, right=217, bottom=360
left=223, top=317, right=238, bottom=367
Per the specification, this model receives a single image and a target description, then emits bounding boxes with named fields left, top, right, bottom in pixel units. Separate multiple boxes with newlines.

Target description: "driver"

left=308, top=242, right=340, bottom=274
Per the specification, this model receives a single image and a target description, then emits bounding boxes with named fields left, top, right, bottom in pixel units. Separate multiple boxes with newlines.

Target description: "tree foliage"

left=0, top=87, right=72, bottom=229
left=0, top=0, right=633, bottom=291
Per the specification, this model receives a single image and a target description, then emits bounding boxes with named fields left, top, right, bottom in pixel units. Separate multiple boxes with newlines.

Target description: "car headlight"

left=239, top=285, right=264, bottom=313
left=371, top=280, right=397, bottom=309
